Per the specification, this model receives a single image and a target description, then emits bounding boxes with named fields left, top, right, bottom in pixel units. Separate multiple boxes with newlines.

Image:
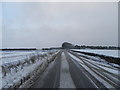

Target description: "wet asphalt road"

left=31, top=50, right=118, bottom=89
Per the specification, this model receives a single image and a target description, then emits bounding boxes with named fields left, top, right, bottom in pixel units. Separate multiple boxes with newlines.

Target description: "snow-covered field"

left=0, top=50, right=59, bottom=88
left=1, top=50, right=50, bottom=64
left=72, top=49, right=119, bottom=58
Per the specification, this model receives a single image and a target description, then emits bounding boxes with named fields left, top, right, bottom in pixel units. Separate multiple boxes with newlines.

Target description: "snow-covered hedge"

left=2, top=50, right=59, bottom=88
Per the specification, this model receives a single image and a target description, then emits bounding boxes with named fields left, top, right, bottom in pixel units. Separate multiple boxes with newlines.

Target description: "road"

left=31, top=50, right=119, bottom=89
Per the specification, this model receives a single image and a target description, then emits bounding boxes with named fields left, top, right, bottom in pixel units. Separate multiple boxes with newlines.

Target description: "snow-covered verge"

left=71, top=50, right=120, bottom=65
left=68, top=52, right=119, bottom=88
left=1, top=50, right=59, bottom=88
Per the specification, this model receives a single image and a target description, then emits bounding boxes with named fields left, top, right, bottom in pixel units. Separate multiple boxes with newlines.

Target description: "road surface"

left=31, top=50, right=119, bottom=89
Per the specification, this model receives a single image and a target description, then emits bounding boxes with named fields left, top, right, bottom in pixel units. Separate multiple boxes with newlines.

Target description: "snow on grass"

left=1, top=51, right=35, bottom=57
left=2, top=60, right=42, bottom=88
left=75, top=52, right=120, bottom=68
left=72, top=49, right=119, bottom=58
left=1, top=50, right=59, bottom=88
left=1, top=50, right=53, bottom=64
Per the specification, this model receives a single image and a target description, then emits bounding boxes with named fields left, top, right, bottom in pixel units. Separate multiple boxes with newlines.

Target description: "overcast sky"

left=2, top=2, right=118, bottom=48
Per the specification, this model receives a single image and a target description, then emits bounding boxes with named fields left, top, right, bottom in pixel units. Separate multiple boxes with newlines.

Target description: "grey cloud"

left=2, top=2, right=118, bottom=48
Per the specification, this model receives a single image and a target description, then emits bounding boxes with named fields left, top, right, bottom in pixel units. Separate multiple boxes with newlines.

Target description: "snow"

left=72, top=49, right=119, bottom=58
left=1, top=50, right=53, bottom=64
left=75, top=52, right=120, bottom=68
left=68, top=52, right=119, bottom=88
left=1, top=50, right=59, bottom=88
left=68, top=53, right=84, bottom=65
left=2, top=60, right=42, bottom=88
